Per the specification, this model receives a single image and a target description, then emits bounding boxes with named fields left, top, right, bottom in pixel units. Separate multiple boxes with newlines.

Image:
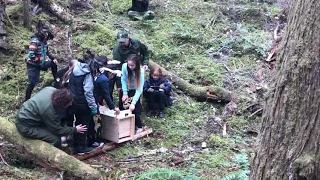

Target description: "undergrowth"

left=0, top=0, right=281, bottom=179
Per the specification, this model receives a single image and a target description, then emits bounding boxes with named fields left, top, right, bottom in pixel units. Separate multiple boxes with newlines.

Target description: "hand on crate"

left=129, top=104, right=135, bottom=112
left=114, top=108, right=120, bottom=116
left=122, top=94, right=129, bottom=102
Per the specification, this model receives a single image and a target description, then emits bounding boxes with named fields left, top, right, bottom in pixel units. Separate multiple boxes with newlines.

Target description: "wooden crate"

left=99, top=106, right=135, bottom=143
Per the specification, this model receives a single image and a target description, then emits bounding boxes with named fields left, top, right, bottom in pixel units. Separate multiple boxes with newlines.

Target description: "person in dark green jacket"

left=16, top=87, right=87, bottom=148
left=112, top=31, right=150, bottom=109
left=113, top=31, right=149, bottom=69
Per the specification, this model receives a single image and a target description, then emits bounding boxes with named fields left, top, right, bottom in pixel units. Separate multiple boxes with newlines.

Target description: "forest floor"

left=0, top=0, right=284, bottom=179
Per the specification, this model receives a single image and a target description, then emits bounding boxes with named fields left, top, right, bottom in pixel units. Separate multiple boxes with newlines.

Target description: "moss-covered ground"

left=0, top=0, right=281, bottom=179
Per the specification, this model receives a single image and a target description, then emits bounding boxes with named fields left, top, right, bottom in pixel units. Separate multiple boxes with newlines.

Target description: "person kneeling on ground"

left=16, top=87, right=87, bottom=148
left=143, top=67, right=172, bottom=118
left=127, top=0, right=155, bottom=21
left=121, top=54, right=145, bottom=134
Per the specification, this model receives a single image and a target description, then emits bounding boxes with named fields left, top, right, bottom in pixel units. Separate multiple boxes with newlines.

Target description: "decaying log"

left=31, top=0, right=73, bottom=24
left=148, top=61, right=232, bottom=102
left=0, top=118, right=102, bottom=179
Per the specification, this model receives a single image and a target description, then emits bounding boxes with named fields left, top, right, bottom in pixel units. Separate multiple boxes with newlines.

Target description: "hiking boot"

left=91, top=142, right=105, bottom=148
left=77, top=147, right=94, bottom=155
left=61, top=143, right=68, bottom=148
left=61, top=136, right=67, bottom=143
left=159, top=111, right=165, bottom=119
left=136, top=128, right=143, bottom=134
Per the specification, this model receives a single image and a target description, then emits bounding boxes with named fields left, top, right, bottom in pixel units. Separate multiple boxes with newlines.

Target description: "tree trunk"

left=149, top=61, right=232, bottom=102
left=0, top=0, right=6, bottom=51
left=31, top=0, right=73, bottom=24
left=23, top=0, right=31, bottom=29
left=250, top=0, right=320, bottom=179
left=0, top=118, right=103, bottom=179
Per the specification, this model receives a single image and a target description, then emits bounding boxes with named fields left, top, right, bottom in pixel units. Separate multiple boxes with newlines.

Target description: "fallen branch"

left=65, top=27, right=72, bottom=57
left=104, top=0, right=112, bottom=15
left=31, top=0, right=73, bottom=24
left=0, top=153, right=9, bottom=166
left=149, top=61, right=232, bottom=102
left=73, top=142, right=117, bottom=161
left=249, top=108, right=263, bottom=117
left=0, top=118, right=102, bottom=179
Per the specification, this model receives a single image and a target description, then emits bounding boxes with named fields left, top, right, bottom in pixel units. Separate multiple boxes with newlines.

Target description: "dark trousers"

left=16, top=120, right=61, bottom=148
left=72, top=106, right=91, bottom=149
left=60, top=108, right=74, bottom=127
left=146, top=91, right=166, bottom=111
left=120, top=90, right=143, bottom=128
left=87, top=115, right=98, bottom=145
left=109, top=77, right=124, bottom=110
left=25, top=61, right=57, bottom=101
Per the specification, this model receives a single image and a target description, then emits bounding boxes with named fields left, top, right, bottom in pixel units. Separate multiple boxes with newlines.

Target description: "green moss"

left=72, top=21, right=117, bottom=55
left=229, top=116, right=249, bottom=130
left=209, top=135, right=230, bottom=148
left=106, top=144, right=140, bottom=159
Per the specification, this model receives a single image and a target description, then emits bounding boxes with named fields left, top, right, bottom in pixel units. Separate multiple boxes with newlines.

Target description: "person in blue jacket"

left=88, top=55, right=121, bottom=147
left=143, top=67, right=172, bottom=118
left=121, top=54, right=145, bottom=133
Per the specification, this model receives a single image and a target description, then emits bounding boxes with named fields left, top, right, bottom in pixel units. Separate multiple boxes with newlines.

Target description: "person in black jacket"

left=143, top=67, right=172, bottom=118
left=54, top=58, right=78, bottom=89
left=88, top=55, right=121, bottom=147
left=127, top=0, right=155, bottom=20
left=68, top=51, right=99, bottom=155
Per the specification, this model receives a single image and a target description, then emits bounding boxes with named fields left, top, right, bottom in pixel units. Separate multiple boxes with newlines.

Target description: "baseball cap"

left=117, top=31, right=129, bottom=43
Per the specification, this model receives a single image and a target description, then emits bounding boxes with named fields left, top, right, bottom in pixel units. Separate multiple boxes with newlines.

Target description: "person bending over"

left=16, top=87, right=87, bottom=148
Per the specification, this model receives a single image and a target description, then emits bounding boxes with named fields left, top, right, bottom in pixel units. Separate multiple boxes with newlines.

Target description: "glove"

left=91, top=109, right=99, bottom=116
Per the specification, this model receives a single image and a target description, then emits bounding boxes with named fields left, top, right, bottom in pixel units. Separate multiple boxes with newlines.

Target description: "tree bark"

left=250, top=0, right=320, bottom=179
left=0, top=118, right=102, bottom=179
left=31, top=0, right=73, bottom=24
left=149, top=60, right=232, bottom=102
left=23, top=0, right=31, bottom=29
left=0, top=0, right=6, bottom=51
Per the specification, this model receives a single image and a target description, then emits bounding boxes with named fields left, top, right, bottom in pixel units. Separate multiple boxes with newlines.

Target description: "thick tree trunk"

left=149, top=61, right=232, bottom=102
left=31, top=0, right=73, bottom=24
left=250, top=0, right=320, bottom=179
left=0, top=118, right=102, bottom=179
left=0, top=0, right=6, bottom=51
left=23, top=0, right=31, bottom=29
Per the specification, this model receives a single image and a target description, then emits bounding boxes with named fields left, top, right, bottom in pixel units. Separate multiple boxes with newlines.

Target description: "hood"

left=73, top=61, right=91, bottom=76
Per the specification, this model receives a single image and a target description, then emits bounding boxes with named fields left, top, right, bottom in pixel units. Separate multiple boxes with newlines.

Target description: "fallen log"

left=31, top=0, right=73, bottom=24
left=0, top=118, right=102, bottom=179
left=148, top=61, right=232, bottom=102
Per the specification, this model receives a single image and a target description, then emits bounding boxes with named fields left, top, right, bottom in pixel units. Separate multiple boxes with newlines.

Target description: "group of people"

left=16, top=10, right=172, bottom=155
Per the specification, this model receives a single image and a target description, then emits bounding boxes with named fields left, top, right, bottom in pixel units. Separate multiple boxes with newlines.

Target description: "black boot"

left=76, top=146, right=94, bottom=155
left=159, top=111, right=165, bottom=119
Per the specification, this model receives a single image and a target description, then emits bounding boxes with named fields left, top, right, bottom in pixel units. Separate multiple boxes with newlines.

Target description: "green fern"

left=136, top=168, right=199, bottom=180
left=219, top=153, right=250, bottom=180
left=220, top=170, right=249, bottom=180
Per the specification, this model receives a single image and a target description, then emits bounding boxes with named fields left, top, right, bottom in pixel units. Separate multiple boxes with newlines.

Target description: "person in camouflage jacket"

left=25, top=21, right=58, bottom=101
